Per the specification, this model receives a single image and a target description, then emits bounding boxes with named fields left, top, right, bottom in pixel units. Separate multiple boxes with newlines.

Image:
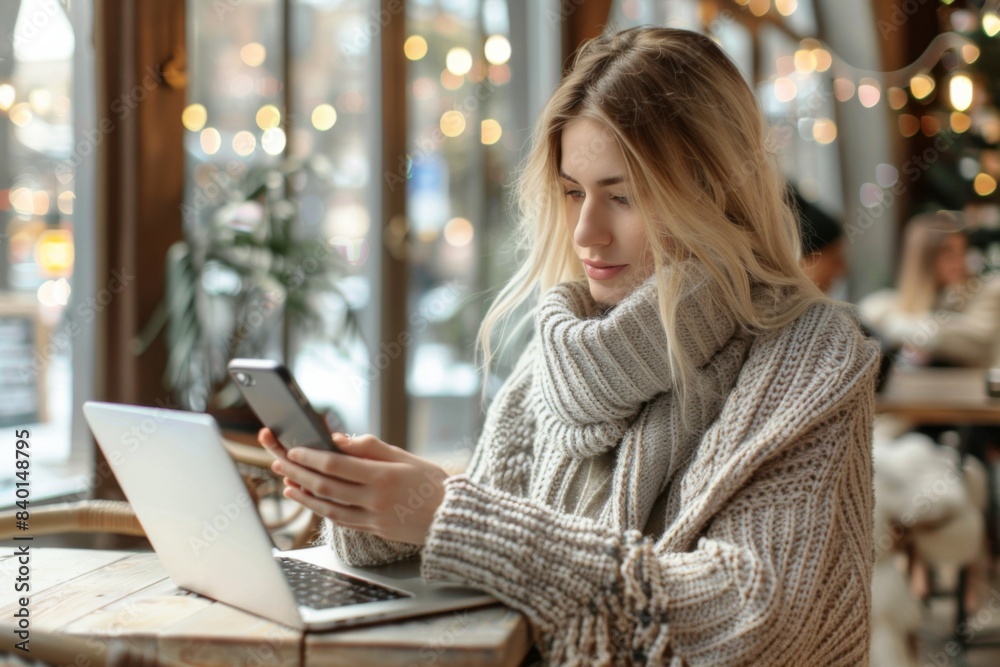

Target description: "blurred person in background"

left=794, top=189, right=848, bottom=296
left=859, top=212, right=1000, bottom=369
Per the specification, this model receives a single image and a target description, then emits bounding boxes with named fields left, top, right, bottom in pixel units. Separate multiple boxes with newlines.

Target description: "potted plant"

left=133, top=156, right=357, bottom=432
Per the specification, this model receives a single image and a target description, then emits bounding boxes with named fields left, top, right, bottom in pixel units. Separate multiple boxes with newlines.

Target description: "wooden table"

left=876, top=367, right=1000, bottom=425
left=0, top=547, right=532, bottom=666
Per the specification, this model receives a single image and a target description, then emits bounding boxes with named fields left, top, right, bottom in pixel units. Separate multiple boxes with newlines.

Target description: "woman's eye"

left=563, top=189, right=584, bottom=199
left=611, top=195, right=630, bottom=207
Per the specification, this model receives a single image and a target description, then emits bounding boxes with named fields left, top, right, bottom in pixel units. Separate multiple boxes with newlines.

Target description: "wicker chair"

left=0, top=437, right=322, bottom=548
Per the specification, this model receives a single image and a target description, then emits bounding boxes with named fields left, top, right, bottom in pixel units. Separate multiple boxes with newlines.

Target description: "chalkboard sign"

left=0, top=297, right=45, bottom=427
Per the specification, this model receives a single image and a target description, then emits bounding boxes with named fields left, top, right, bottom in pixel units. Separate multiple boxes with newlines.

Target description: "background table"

left=876, top=367, right=1000, bottom=425
left=0, top=547, right=531, bottom=666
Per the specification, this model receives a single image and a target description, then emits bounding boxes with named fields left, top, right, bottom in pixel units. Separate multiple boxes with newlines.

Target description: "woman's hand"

left=257, top=428, right=448, bottom=545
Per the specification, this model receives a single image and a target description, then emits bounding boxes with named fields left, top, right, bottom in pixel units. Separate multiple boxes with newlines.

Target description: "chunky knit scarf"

left=527, top=267, right=756, bottom=530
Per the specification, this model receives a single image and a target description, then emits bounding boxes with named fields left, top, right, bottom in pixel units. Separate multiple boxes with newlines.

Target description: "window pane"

left=287, top=0, right=374, bottom=436
left=405, top=0, right=520, bottom=456
left=0, top=0, right=81, bottom=469
left=184, top=0, right=372, bottom=434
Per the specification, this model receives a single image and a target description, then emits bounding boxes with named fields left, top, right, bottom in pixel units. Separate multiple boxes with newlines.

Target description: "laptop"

left=82, top=401, right=497, bottom=631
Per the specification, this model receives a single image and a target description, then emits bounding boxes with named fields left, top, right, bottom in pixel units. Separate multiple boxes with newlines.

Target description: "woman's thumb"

left=332, top=433, right=407, bottom=462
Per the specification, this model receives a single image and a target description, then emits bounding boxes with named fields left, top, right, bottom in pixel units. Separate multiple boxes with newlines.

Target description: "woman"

left=260, top=27, right=880, bottom=665
left=859, top=212, right=1000, bottom=368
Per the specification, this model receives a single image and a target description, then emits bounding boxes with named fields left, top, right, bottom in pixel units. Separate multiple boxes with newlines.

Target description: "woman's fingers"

left=285, top=441, right=392, bottom=485
left=274, top=457, right=372, bottom=507
left=283, top=485, right=370, bottom=529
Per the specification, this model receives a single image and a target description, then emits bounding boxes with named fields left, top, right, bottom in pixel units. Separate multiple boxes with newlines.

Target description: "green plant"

left=134, top=156, right=358, bottom=413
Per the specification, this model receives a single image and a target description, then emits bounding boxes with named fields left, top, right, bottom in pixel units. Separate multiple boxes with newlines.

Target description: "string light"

left=858, top=78, right=881, bottom=108
left=909, top=73, right=935, bottom=100
left=949, top=73, right=973, bottom=111
left=983, top=12, right=1000, bottom=37
left=834, top=78, right=856, bottom=102
left=888, top=87, right=908, bottom=110
left=974, top=173, right=997, bottom=196
left=950, top=112, right=971, bottom=133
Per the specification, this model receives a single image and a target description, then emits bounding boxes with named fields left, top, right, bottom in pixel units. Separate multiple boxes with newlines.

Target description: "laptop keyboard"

left=276, top=557, right=410, bottom=610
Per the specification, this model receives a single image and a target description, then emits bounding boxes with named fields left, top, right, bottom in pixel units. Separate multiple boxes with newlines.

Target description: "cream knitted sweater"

left=324, top=268, right=881, bottom=666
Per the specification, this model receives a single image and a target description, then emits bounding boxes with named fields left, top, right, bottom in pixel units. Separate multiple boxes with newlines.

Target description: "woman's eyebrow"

left=558, top=170, right=627, bottom=187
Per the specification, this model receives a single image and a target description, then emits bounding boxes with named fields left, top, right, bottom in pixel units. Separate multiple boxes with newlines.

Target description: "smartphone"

left=227, top=358, right=341, bottom=452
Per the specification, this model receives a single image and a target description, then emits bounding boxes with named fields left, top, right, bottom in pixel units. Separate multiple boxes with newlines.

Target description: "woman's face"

left=934, top=233, right=968, bottom=288
left=559, top=118, right=654, bottom=307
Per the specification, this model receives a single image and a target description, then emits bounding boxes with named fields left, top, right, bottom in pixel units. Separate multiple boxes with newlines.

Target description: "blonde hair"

left=896, top=212, right=965, bottom=314
left=478, top=27, right=827, bottom=415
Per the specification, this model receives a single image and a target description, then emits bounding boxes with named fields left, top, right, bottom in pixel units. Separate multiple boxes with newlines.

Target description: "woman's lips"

left=582, top=262, right=627, bottom=280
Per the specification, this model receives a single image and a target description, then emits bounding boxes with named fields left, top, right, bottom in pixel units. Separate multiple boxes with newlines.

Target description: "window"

left=183, top=0, right=375, bottom=434
left=1, top=0, right=96, bottom=496
left=403, top=0, right=521, bottom=456
left=182, top=0, right=543, bottom=461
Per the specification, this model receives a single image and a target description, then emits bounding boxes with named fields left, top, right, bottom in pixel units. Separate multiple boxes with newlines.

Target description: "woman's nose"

left=573, top=201, right=612, bottom=249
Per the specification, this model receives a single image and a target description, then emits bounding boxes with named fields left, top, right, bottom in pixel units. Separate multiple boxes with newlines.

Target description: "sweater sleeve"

left=420, top=393, right=875, bottom=666
left=322, top=340, right=538, bottom=568
left=320, top=519, right=422, bottom=567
